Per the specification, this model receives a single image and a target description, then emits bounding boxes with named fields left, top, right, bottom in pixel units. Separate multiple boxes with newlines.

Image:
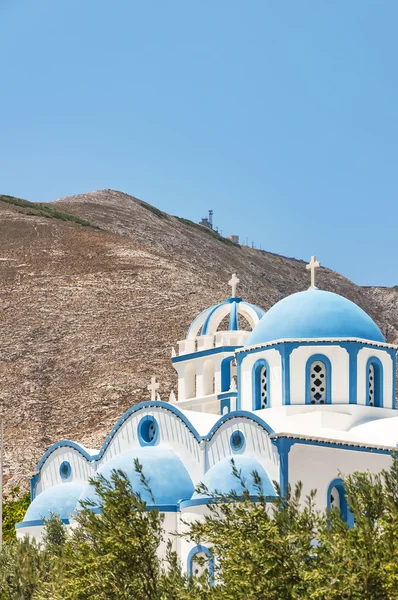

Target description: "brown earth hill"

left=1, top=189, right=397, bottom=489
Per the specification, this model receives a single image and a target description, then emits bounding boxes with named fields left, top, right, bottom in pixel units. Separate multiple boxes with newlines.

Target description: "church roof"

left=79, top=447, right=195, bottom=508
left=246, top=289, right=385, bottom=346
left=192, top=455, right=276, bottom=498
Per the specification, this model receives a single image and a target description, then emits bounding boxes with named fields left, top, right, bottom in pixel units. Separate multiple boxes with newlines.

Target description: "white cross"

left=147, top=376, right=159, bottom=401
left=306, top=255, right=321, bottom=289
left=229, top=273, right=240, bottom=297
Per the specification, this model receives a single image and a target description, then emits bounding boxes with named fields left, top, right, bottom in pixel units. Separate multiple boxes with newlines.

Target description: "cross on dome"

left=229, top=273, right=240, bottom=297
left=147, top=376, right=160, bottom=401
left=306, top=256, right=321, bottom=289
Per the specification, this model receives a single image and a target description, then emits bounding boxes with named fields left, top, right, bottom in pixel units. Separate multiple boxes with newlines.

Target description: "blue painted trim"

left=273, top=437, right=294, bottom=496
left=33, top=405, right=275, bottom=487
left=138, top=415, right=159, bottom=446
left=202, top=303, right=226, bottom=335
left=186, top=305, right=216, bottom=339
left=30, top=474, right=40, bottom=502
left=187, top=545, right=215, bottom=583
left=90, top=503, right=180, bottom=514
left=59, top=461, right=72, bottom=481
left=229, top=301, right=239, bottom=331
left=365, top=356, right=384, bottom=408
left=305, top=354, right=332, bottom=405
left=204, top=410, right=275, bottom=439
left=280, top=344, right=291, bottom=406
left=172, top=346, right=239, bottom=364
left=348, top=343, right=360, bottom=404
left=217, top=391, right=238, bottom=399
left=272, top=435, right=392, bottom=455
left=34, top=402, right=203, bottom=474
left=179, top=495, right=276, bottom=510
left=252, top=358, right=271, bottom=410
left=220, top=398, right=231, bottom=415
left=16, top=518, right=70, bottom=529
left=327, top=477, right=354, bottom=527
left=230, top=430, right=245, bottom=452
left=392, top=351, right=397, bottom=409
left=221, top=356, right=235, bottom=392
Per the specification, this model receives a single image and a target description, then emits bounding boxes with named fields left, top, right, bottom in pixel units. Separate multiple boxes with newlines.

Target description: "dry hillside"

left=1, top=189, right=397, bottom=489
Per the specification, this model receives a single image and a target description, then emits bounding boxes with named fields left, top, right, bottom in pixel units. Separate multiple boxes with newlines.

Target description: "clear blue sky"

left=1, top=0, right=397, bottom=286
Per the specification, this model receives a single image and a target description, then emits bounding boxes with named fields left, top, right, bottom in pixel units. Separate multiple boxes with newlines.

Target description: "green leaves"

left=3, top=460, right=398, bottom=598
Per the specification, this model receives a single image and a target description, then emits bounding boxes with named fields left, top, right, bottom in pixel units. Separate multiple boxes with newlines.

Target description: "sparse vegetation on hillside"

left=0, top=194, right=99, bottom=229
left=139, top=201, right=168, bottom=219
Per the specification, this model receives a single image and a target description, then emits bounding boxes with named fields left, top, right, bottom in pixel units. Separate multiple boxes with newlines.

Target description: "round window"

left=138, top=416, right=159, bottom=446
left=230, top=430, right=245, bottom=452
left=59, top=461, right=72, bottom=480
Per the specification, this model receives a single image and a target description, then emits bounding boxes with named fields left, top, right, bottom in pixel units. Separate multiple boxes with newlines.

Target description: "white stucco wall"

left=35, top=446, right=95, bottom=496
left=203, top=416, right=279, bottom=484
left=288, top=442, right=392, bottom=511
left=100, top=406, right=203, bottom=482
left=289, top=345, right=349, bottom=404
left=239, top=348, right=282, bottom=411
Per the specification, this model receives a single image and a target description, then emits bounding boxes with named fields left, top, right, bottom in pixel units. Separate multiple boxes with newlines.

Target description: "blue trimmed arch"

left=187, top=545, right=214, bottom=583
left=366, top=356, right=384, bottom=408
left=252, top=358, right=271, bottom=410
left=327, top=477, right=354, bottom=527
left=305, top=354, right=332, bottom=405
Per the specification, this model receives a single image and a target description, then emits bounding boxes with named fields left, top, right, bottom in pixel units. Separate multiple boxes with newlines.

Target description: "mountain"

left=1, top=190, right=397, bottom=489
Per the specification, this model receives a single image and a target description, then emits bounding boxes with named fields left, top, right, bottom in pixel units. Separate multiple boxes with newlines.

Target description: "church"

left=17, top=257, right=398, bottom=574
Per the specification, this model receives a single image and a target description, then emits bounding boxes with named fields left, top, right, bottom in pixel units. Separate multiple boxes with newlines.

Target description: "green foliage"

left=140, top=201, right=168, bottom=219
left=3, top=461, right=398, bottom=598
left=0, top=194, right=99, bottom=228
left=175, top=216, right=241, bottom=247
left=2, top=487, right=30, bottom=543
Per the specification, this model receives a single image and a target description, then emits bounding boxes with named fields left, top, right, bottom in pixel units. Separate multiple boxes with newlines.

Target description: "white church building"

left=17, top=257, right=398, bottom=573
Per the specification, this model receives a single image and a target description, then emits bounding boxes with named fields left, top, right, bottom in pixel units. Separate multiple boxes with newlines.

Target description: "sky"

left=0, top=0, right=397, bottom=286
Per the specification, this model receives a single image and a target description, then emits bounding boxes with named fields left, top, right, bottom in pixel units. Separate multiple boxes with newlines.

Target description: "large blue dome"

left=193, top=456, right=276, bottom=498
left=246, top=289, right=385, bottom=346
left=80, top=447, right=194, bottom=508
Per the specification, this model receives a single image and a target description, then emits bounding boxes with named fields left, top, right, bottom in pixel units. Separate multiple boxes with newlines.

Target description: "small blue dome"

left=186, top=298, right=265, bottom=339
left=193, top=456, right=276, bottom=498
left=80, top=447, right=194, bottom=508
left=23, top=482, right=85, bottom=523
left=246, top=290, right=385, bottom=346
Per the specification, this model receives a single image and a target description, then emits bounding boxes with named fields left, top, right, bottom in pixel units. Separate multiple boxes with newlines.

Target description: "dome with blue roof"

left=22, top=482, right=85, bottom=524
left=246, top=289, right=385, bottom=346
left=80, top=447, right=194, bottom=508
left=192, top=455, right=276, bottom=499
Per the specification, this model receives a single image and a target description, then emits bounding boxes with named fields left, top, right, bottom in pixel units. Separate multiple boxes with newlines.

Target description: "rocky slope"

left=1, top=189, right=397, bottom=489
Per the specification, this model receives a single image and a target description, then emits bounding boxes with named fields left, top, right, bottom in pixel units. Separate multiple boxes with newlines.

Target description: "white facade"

left=17, top=267, right=398, bottom=576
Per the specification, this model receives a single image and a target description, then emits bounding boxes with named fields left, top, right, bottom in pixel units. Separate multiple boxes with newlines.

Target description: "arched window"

left=187, top=545, right=214, bottom=584
left=306, top=355, right=331, bottom=405
left=366, top=358, right=383, bottom=408
left=327, top=478, right=354, bottom=527
left=252, top=359, right=270, bottom=410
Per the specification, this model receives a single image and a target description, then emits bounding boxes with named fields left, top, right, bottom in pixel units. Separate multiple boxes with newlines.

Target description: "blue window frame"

left=252, top=358, right=270, bottom=410
left=230, top=430, right=245, bottom=452
left=138, top=415, right=159, bottom=446
left=366, top=357, right=383, bottom=408
left=187, top=545, right=214, bottom=584
left=305, top=354, right=332, bottom=405
left=59, top=461, right=72, bottom=480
